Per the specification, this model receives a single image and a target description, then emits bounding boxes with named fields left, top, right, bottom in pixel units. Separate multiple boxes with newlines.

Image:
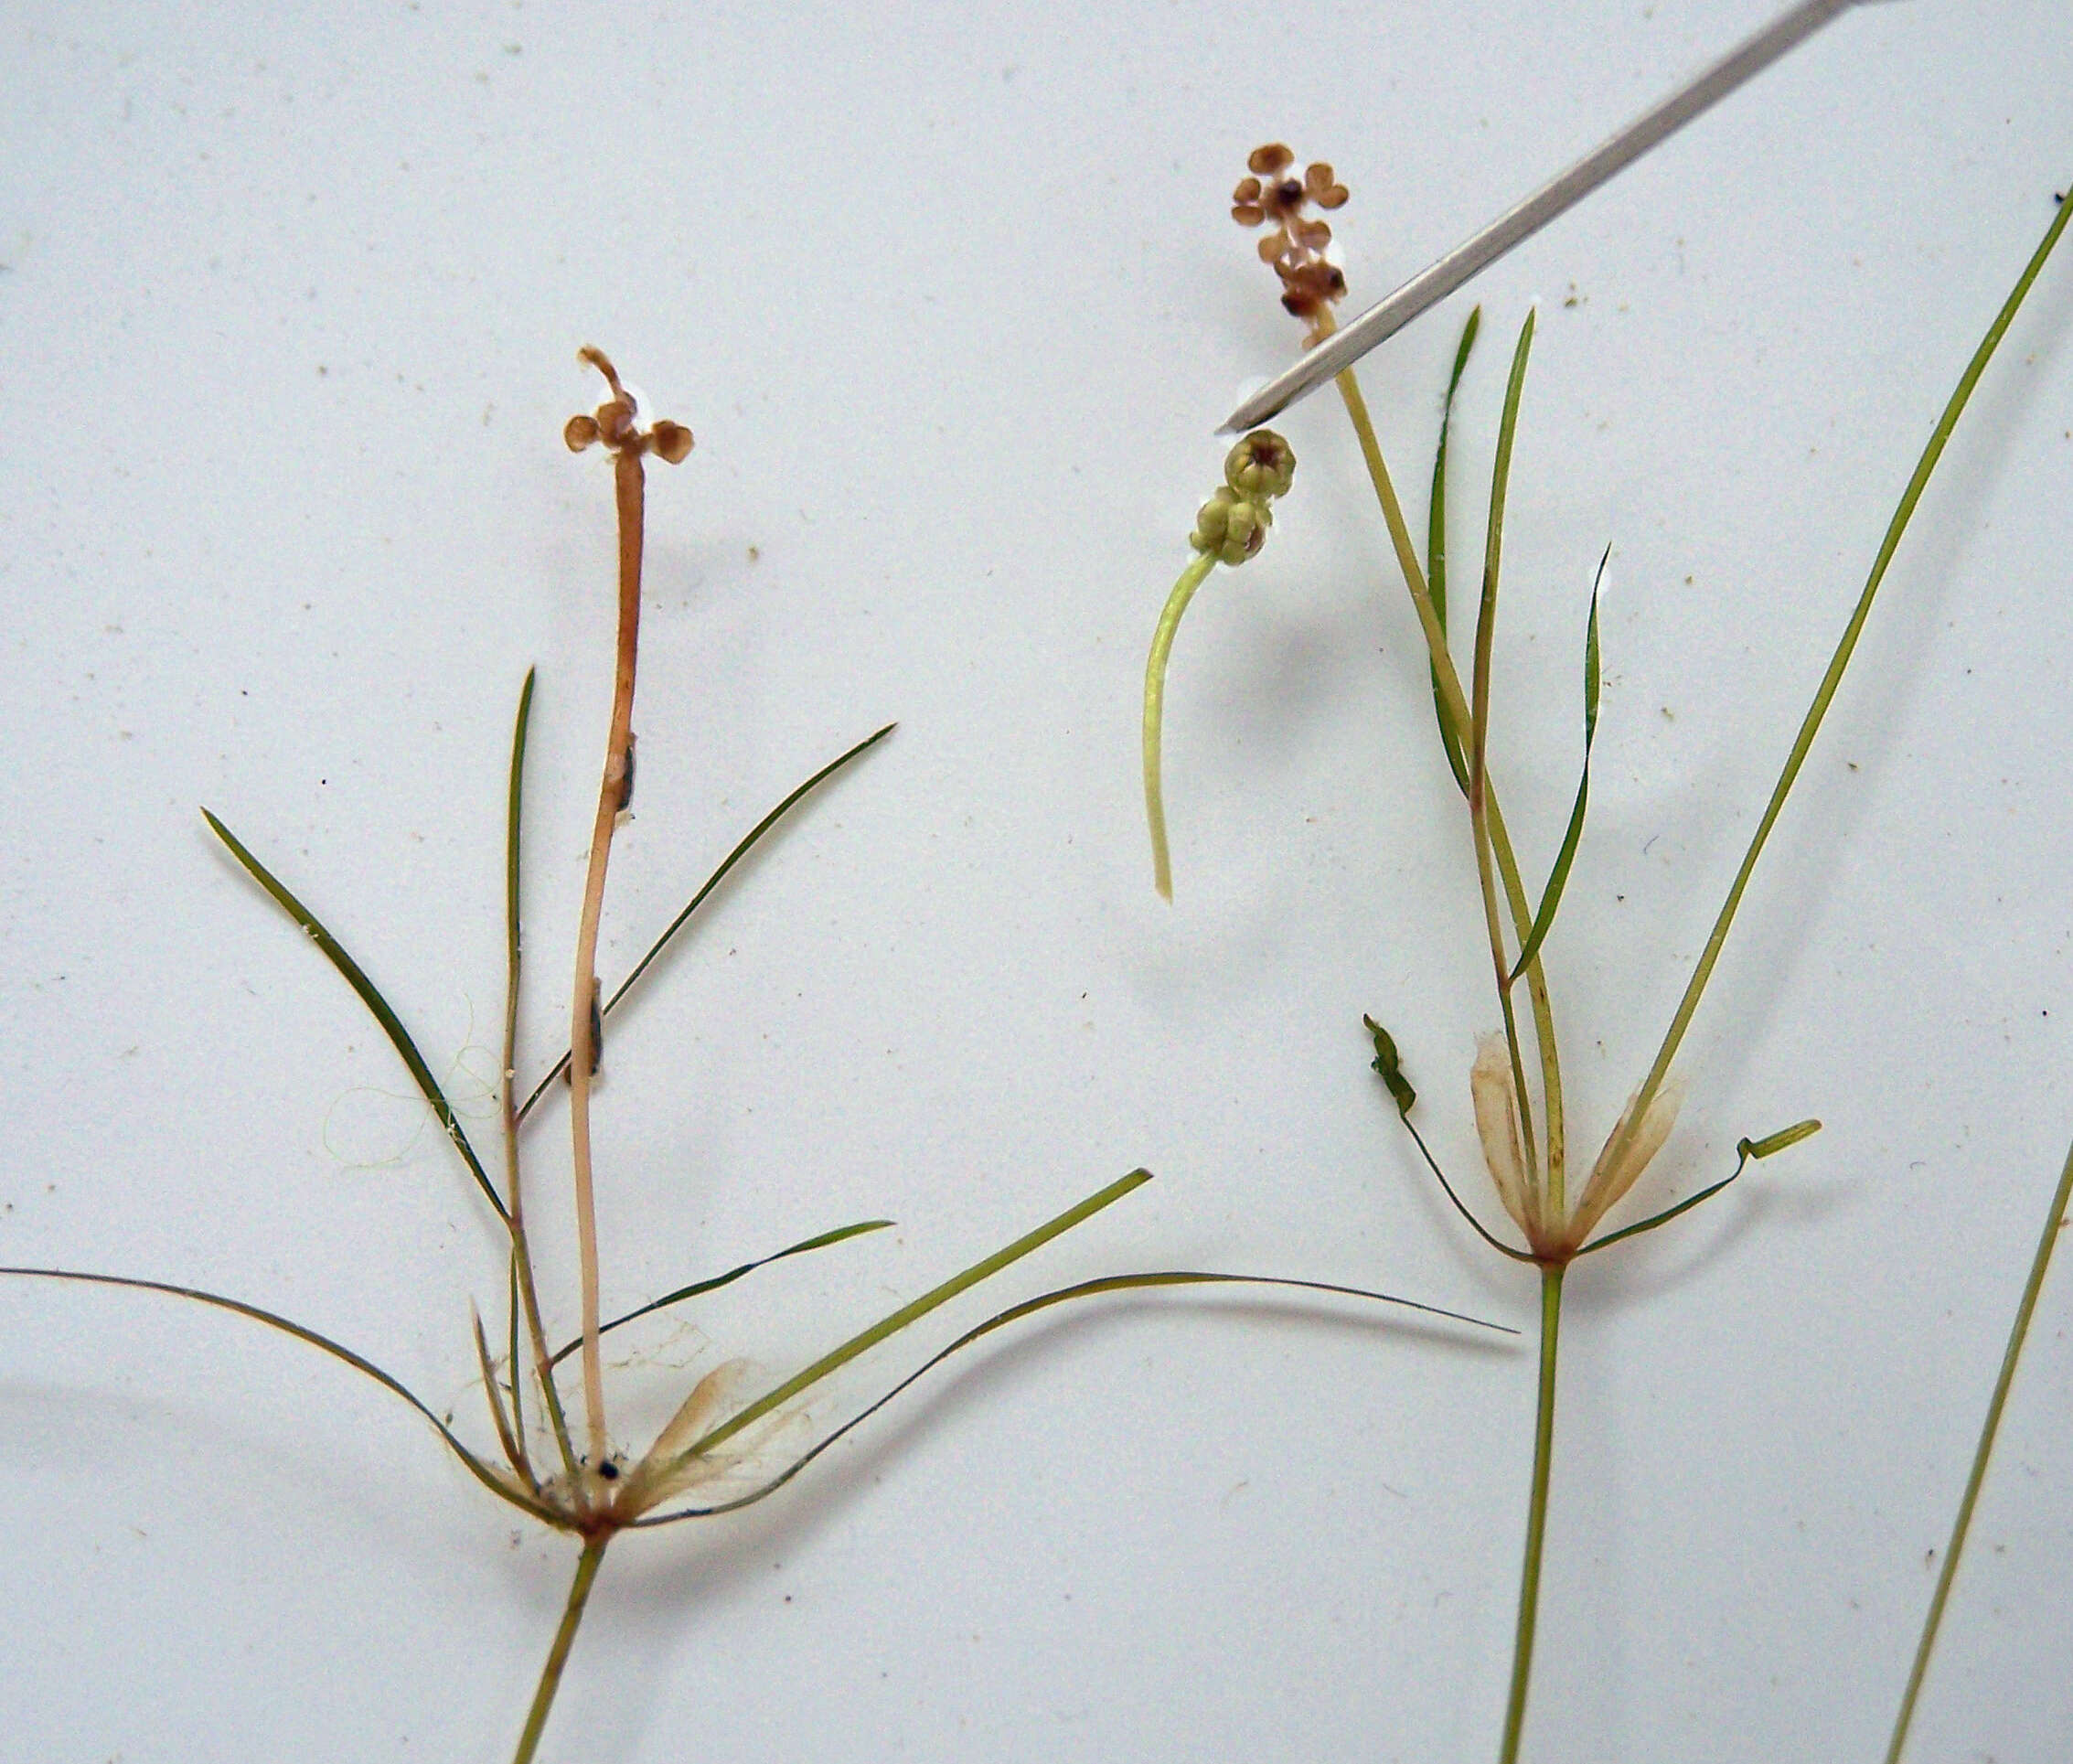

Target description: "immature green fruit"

left=1190, top=485, right=1270, bottom=566
left=1224, top=428, right=1296, bottom=501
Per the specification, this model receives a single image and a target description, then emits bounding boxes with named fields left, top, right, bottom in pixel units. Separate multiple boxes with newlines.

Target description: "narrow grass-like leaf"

left=548, top=1218, right=896, bottom=1366
left=200, top=808, right=507, bottom=1223
left=638, top=1266, right=1514, bottom=1524
left=686, top=1170, right=1153, bottom=1461
left=0, top=1266, right=558, bottom=1523
left=1468, top=310, right=1543, bottom=1203
left=507, top=668, right=535, bottom=992
left=505, top=1251, right=531, bottom=1484
left=1575, top=1118, right=1820, bottom=1256
left=1507, top=544, right=1608, bottom=983
left=1365, top=1016, right=1536, bottom=1264
left=518, top=722, right=895, bottom=1121
left=1607, top=186, right=2073, bottom=1171
left=1472, top=309, right=1538, bottom=775
left=497, top=667, right=577, bottom=1475
left=472, top=1300, right=529, bottom=1485
left=1885, top=1132, right=2073, bottom=1763
left=1427, top=305, right=1480, bottom=794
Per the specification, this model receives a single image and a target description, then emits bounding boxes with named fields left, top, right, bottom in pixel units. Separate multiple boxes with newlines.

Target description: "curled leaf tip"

left=1739, top=1118, right=1822, bottom=1161
left=1362, top=1014, right=1416, bottom=1116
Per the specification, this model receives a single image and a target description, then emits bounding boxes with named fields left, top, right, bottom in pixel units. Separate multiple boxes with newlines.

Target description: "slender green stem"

left=1499, top=1264, right=1565, bottom=1764
left=1603, top=190, right=2073, bottom=1185
left=1143, top=551, right=1220, bottom=899
left=1330, top=350, right=1565, bottom=1192
left=512, top=1538, right=609, bottom=1764
left=1884, top=1132, right=2073, bottom=1763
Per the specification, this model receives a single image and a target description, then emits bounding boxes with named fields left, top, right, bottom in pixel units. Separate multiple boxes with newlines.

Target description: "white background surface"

left=3, top=3, right=2070, bottom=1759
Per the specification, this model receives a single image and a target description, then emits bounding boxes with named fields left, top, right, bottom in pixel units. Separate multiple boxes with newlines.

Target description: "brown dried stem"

left=562, top=346, right=692, bottom=1466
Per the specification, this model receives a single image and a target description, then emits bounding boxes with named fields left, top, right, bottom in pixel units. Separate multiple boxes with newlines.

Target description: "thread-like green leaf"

left=1427, top=305, right=1480, bottom=794
left=0, top=1265, right=557, bottom=1523
left=548, top=1218, right=897, bottom=1366
left=1885, top=1131, right=2073, bottom=1762
left=518, top=722, right=896, bottom=1121
left=200, top=808, right=507, bottom=1222
left=1607, top=186, right=2073, bottom=1171
left=637, top=1265, right=1514, bottom=1523
left=507, top=668, right=535, bottom=993
left=1366, top=1040, right=1537, bottom=1265
left=1575, top=1117, right=1821, bottom=1256
left=1470, top=310, right=1536, bottom=781
left=1466, top=310, right=1544, bottom=1199
left=1507, top=543, right=1608, bottom=982
left=686, top=1170, right=1153, bottom=1459
left=505, top=1250, right=530, bottom=1480
left=471, top=1300, right=528, bottom=1482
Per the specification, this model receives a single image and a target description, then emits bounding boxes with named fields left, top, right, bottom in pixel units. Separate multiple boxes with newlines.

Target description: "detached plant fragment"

left=1142, top=147, right=2073, bottom=1761
left=2, top=348, right=1509, bottom=1761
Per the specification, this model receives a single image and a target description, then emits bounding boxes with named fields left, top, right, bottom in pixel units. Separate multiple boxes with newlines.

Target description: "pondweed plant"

left=1143, top=147, right=2073, bottom=1760
left=2, top=348, right=1504, bottom=1760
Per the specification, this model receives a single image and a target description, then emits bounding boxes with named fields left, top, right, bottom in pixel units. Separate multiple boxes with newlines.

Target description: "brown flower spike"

left=1233, top=144, right=1351, bottom=334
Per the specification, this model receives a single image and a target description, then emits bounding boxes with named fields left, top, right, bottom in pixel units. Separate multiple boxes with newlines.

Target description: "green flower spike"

left=1223, top=427, right=1298, bottom=501
left=1145, top=429, right=1296, bottom=898
left=1190, top=485, right=1269, bottom=567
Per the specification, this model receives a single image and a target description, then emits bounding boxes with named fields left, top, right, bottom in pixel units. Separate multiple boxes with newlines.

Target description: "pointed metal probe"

left=1220, top=0, right=1897, bottom=433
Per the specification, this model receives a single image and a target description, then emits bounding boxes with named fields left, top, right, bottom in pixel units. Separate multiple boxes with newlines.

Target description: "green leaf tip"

left=1425, top=305, right=1482, bottom=796
left=685, top=1168, right=1152, bottom=1460
left=1738, top=1118, right=1822, bottom=1161
left=548, top=1216, right=900, bottom=1367
left=1505, top=540, right=1609, bottom=984
left=200, top=805, right=508, bottom=1223
left=1575, top=1120, right=1812, bottom=1258
left=1363, top=1014, right=1416, bottom=1116
left=518, top=722, right=896, bottom=1119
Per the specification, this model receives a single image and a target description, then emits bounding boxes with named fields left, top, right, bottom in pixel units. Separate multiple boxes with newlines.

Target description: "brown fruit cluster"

left=1232, top=144, right=1350, bottom=328
left=563, top=346, right=693, bottom=463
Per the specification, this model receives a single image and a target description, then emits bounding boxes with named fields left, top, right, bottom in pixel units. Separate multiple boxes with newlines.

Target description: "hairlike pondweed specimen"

left=1143, top=147, right=2073, bottom=1761
left=4, top=348, right=1508, bottom=1760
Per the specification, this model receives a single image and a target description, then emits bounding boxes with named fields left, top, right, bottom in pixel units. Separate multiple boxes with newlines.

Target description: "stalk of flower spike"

left=562, top=348, right=693, bottom=1465
left=1232, top=149, right=1572, bottom=1198
left=1142, top=430, right=1296, bottom=899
